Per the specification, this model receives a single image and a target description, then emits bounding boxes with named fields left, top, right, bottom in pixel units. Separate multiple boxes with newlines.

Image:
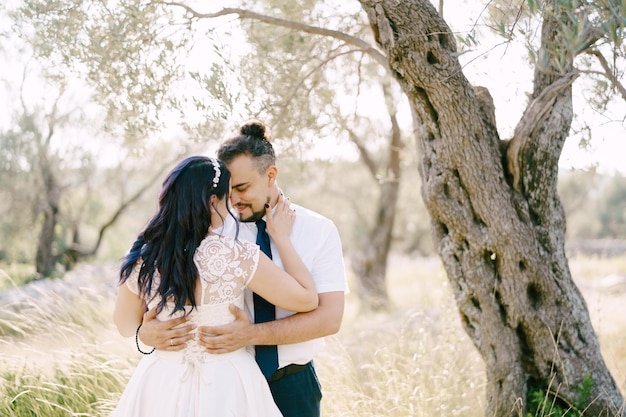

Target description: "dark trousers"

left=268, top=361, right=322, bottom=417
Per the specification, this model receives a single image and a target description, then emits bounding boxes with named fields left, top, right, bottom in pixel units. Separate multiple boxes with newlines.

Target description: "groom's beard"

left=237, top=196, right=270, bottom=223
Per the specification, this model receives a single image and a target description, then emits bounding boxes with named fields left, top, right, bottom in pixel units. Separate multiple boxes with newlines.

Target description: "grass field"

left=0, top=255, right=624, bottom=416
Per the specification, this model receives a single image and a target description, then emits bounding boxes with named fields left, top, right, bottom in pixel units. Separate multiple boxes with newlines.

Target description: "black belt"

left=267, top=362, right=309, bottom=383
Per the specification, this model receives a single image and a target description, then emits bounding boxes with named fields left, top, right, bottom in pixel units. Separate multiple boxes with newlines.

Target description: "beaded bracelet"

left=135, top=323, right=155, bottom=355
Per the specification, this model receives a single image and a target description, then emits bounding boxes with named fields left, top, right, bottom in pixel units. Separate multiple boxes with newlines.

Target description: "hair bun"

left=240, top=120, right=271, bottom=142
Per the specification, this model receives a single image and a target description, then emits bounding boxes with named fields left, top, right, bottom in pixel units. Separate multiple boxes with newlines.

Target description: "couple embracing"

left=111, top=120, right=348, bottom=417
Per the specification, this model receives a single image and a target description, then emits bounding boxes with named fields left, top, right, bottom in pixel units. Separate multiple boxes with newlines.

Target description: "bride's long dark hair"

left=119, top=156, right=238, bottom=315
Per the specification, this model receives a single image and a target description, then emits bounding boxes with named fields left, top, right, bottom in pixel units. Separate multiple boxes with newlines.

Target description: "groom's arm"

left=198, top=291, right=344, bottom=353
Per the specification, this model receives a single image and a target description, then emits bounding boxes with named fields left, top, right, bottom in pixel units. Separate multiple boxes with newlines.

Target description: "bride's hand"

left=265, top=194, right=295, bottom=243
left=138, top=307, right=196, bottom=351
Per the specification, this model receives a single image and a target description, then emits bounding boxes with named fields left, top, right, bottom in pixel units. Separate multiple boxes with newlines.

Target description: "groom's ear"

left=266, top=165, right=278, bottom=186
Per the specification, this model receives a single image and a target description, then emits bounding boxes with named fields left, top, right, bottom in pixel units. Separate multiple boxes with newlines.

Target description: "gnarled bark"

left=358, top=0, right=624, bottom=415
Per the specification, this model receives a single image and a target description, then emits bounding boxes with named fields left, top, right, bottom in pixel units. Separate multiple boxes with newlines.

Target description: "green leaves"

left=14, top=0, right=190, bottom=142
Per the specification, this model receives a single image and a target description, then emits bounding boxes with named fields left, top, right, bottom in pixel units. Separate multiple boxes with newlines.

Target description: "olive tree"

left=357, top=0, right=625, bottom=415
left=2, top=4, right=195, bottom=275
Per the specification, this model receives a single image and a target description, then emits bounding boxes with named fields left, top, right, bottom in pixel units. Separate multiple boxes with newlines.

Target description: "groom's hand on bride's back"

left=198, top=304, right=256, bottom=354
left=138, top=307, right=196, bottom=351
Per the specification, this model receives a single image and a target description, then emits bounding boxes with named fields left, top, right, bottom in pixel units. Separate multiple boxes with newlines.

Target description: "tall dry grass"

left=316, top=256, right=486, bottom=416
left=0, top=256, right=624, bottom=416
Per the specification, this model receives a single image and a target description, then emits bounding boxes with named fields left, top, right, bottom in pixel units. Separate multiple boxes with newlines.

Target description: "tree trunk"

left=358, top=0, right=624, bottom=415
left=351, top=78, right=403, bottom=311
left=351, top=135, right=400, bottom=311
left=35, top=156, right=60, bottom=277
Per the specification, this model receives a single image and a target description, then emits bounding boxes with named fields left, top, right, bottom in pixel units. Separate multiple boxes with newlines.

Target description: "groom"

left=137, top=120, right=348, bottom=417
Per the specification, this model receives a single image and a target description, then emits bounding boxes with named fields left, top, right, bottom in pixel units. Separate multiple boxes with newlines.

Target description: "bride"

left=111, top=156, right=317, bottom=417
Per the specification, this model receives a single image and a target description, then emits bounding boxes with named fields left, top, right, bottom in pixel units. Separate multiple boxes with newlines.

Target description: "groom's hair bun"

left=240, top=120, right=271, bottom=142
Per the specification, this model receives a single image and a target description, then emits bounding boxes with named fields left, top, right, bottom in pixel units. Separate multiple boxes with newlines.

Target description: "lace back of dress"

left=193, top=235, right=258, bottom=308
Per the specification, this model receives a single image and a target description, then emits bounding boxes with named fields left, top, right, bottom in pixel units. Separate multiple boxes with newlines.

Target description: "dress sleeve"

left=124, top=261, right=141, bottom=295
left=238, top=240, right=260, bottom=287
left=194, top=236, right=260, bottom=291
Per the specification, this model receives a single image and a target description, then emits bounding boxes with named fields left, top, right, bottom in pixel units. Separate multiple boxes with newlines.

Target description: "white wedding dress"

left=111, top=235, right=283, bottom=417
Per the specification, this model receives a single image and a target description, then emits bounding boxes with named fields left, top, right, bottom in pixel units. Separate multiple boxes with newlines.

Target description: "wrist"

left=251, top=321, right=271, bottom=345
left=135, top=323, right=155, bottom=355
left=271, top=235, right=292, bottom=249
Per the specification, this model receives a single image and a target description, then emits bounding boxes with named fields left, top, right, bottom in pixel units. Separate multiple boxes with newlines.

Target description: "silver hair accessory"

left=211, top=158, right=221, bottom=188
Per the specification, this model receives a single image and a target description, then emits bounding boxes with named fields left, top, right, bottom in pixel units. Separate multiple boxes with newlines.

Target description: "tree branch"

left=65, top=155, right=181, bottom=258
left=381, top=76, right=402, bottom=184
left=157, top=2, right=389, bottom=68
left=507, top=71, right=579, bottom=192
left=347, top=127, right=378, bottom=181
left=585, top=48, right=626, bottom=102
left=281, top=49, right=366, bottom=108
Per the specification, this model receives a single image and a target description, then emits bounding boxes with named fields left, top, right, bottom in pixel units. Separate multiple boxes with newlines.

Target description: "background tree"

left=0, top=75, right=87, bottom=276
left=0, top=72, right=186, bottom=277
left=0, top=12, right=198, bottom=277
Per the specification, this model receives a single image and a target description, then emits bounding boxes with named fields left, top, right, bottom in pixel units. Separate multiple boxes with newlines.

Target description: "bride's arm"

left=114, top=284, right=146, bottom=337
left=246, top=196, right=318, bottom=312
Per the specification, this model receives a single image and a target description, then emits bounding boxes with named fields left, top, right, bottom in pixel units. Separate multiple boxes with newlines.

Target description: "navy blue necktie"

left=253, top=219, right=279, bottom=379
